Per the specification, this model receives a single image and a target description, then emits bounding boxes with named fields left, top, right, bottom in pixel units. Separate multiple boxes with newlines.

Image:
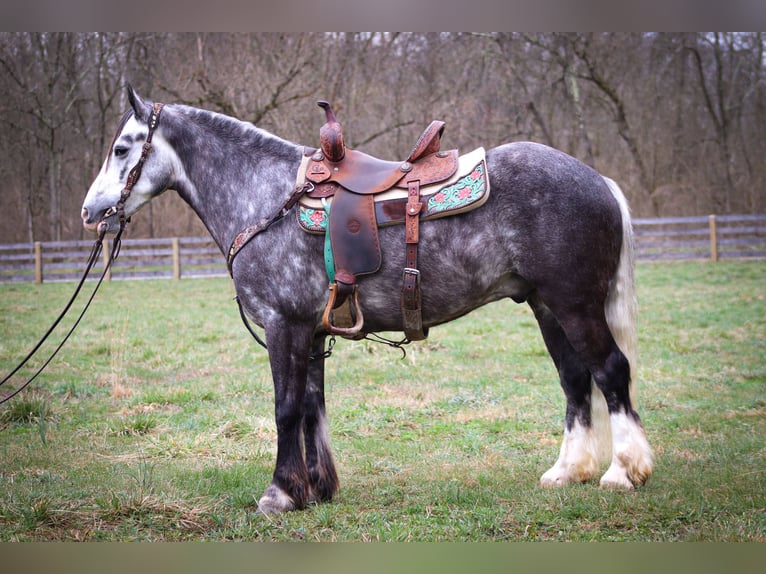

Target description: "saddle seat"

left=306, top=111, right=455, bottom=195
left=298, top=147, right=488, bottom=229
left=302, top=101, right=488, bottom=341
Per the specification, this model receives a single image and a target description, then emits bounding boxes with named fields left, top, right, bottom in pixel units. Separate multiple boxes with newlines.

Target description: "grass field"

left=0, top=261, right=764, bottom=541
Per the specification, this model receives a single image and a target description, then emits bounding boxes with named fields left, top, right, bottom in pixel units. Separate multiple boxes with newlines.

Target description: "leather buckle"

left=403, top=267, right=420, bottom=285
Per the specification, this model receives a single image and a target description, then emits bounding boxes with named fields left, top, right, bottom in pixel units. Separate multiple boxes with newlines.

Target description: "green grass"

left=0, top=261, right=764, bottom=541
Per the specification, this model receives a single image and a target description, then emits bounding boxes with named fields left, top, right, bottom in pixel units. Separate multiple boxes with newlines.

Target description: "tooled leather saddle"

left=300, top=101, right=490, bottom=341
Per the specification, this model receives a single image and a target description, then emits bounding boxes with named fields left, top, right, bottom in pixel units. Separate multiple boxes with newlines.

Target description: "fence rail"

left=1, top=214, right=765, bottom=284
left=632, top=214, right=766, bottom=261
left=0, top=236, right=226, bottom=284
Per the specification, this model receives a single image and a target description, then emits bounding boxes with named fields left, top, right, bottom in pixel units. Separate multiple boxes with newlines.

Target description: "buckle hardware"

left=403, top=267, right=420, bottom=284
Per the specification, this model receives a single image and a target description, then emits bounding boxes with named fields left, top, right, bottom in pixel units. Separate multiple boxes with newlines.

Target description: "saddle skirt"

left=297, top=146, right=490, bottom=234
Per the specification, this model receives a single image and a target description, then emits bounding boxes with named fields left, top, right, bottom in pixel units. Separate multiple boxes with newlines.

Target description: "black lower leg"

left=529, top=296, right=594, bottom=431
left=303, top=336, right=339, bottom=502
left=266, top=324, right=314, bottom=510
left=590, top=343, right=634, bottom=416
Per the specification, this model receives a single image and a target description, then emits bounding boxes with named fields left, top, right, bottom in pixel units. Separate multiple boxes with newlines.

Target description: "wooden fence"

left=1, top=214, right=765, bottom=284
left=632, top=214, right=766, bottom=261
left=0, top=236, right=226, bottom=284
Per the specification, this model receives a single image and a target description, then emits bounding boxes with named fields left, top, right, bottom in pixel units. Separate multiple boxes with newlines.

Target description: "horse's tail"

left=591, top=176, right=638, bottom=461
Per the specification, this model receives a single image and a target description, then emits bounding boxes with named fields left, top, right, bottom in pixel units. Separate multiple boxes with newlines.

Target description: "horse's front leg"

left=303, top=335, right=339, bottom=504
left=257, top=321, right=314, bottom=515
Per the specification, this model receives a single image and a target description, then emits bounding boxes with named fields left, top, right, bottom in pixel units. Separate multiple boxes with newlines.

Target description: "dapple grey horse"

left=82, top=87, right=652, bottom=514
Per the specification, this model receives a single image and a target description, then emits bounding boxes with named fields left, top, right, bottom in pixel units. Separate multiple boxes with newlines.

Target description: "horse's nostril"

left=81, top=207, right=89, bottom=222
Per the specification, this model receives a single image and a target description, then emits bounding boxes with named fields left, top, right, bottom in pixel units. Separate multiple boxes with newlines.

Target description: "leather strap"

left=401, top=179, right=427, bottom=341
left=101, top=102, right=164, bottom=232
left=227, top=181, right=311, bottom=274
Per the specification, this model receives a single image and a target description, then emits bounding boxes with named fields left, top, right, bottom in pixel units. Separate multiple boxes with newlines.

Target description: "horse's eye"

left=114, top=146, right=128, bottom=158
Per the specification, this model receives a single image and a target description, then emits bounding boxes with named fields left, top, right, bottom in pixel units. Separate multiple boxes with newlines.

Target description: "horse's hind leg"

left=303, top=335, right=339, bottom=504
left=529, top=295, right=609, bottom=486
left=538, top=296, right=653, bottom=489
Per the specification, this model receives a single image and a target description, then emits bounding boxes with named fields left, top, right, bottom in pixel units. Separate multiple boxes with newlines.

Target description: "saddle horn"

left=317, top=101, right=345, bottom=162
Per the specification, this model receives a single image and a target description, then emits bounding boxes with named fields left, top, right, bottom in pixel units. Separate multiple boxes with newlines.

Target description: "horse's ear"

left=126, top=83, right=151, bottom=122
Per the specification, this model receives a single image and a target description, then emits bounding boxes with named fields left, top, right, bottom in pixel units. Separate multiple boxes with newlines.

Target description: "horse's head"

left=82, top=86, right=176, bottom=234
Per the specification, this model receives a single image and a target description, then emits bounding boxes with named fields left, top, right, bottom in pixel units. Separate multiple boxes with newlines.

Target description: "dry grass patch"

left=361, top=381, right=453, bottom=409
left=4, top=496, right=217, bottom=541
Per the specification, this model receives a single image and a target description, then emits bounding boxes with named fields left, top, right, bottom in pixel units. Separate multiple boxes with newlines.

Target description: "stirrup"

left=322, top=283, right=364, bottom=338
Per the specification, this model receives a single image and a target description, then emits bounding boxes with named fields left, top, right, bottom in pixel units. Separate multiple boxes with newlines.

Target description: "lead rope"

left=0, top=227, right=124, bottom=404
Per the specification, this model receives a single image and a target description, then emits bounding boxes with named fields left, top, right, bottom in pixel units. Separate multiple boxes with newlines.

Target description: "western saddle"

left=304, top=101, right=465, bottom=341
left=226, top=100, right=487, bottom=343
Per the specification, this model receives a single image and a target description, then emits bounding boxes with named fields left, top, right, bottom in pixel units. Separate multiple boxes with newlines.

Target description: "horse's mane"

left=174, top=104, right=300, bottom=160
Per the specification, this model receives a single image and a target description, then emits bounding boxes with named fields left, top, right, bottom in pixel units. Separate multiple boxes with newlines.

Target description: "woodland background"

left=0, top=32, right=764, bottom=243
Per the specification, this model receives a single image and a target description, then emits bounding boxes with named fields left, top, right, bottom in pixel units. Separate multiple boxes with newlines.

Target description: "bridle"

left=0, top=101, right=164, bottom=404
left=102, top=102, right=164, bottom=235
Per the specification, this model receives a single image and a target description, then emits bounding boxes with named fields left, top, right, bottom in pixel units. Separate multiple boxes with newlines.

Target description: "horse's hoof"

left=256, top=484, right=296, bottom=515
left=540, top=469, right=570, bottom=487
left=540, top=459, right=597, bottom=487
left=599, top=455, right=653, bottom=489
left=599, top=465, right=635, bottom=489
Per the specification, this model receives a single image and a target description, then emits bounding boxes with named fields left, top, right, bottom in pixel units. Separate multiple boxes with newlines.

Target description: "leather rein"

left=0, top=102, right=164, bottom=405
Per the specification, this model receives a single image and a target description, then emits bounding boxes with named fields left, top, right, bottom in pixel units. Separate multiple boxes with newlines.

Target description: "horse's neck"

left=168, top=111, right=303, bottom=253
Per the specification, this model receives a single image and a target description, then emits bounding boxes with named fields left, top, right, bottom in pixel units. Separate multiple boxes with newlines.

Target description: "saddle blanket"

left=296, top=147, right=489, bottom=234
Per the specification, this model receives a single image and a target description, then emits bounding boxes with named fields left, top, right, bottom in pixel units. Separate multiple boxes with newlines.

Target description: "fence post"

left=172, top=237, right=181, bottom=280
left=102, top=238, right=112, bottom=281
left=34, top=241, right=42, bottom=284
left=709, top=214, right=718, bottom=262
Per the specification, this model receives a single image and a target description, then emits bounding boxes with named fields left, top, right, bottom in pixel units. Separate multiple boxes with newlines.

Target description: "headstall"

left=101, top=101, right=164, bottom=233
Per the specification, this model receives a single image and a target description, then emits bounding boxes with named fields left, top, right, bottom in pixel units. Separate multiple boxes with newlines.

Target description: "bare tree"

left=686, top=33, right=765, bottom=212
left=0, top=32, right=765, bottom=243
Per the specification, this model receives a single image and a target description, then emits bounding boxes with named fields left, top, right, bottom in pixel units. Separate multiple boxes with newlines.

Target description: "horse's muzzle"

left=81, top=207, right=117, bottom=234
left=81, top=207, right=99, bottom=232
